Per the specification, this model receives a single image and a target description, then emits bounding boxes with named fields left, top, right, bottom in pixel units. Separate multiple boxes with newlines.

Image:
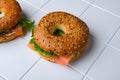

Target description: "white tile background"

left=0, top=0, right=120, bottom=80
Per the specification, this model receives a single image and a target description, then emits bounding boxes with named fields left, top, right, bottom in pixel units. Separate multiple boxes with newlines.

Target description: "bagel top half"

left=0, top=0, right=22, bottom=32
left=29, top=12, right=89, bottom=65
left=34, top=12, right=89, bottom=55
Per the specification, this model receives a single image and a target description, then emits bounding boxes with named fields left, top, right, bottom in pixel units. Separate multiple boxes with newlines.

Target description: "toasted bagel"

left=29, top=12, right=89, bottom=65
left=0, top=0, right=32, bottom=43
left=0, top=0, right=22, bottom=32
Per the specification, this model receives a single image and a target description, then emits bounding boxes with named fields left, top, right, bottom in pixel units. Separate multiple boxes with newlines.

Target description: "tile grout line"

left=81, top=0, right=120, bottom=18
left=39, top=0, right=52, bottom=9
left=81, top=25, right=120, bottom=80
left=79, top=0, right=96, bottom=17
left=0, top=75, right=6, bottom=80
left=81, top=45, right=107, bottom=80
left=19, top=58, right=41, bottom=80
left=81, top=0, right=92, bottom=4
left=107, top=26, right=120, bottom=45
left=91, top=4, right=120, bottom=18
left=21, top=0, right=39, bottom=9
left=29, top=0, right=52, bottom=19
left=107, top=25, right=120, bottom=52
left=21, top=0, right=40, bottom=19
left=21, top=0, right=52, bottom=19
left=109, top=45, right=120, bottom=52
left=68, top=65, right=85, bottom=76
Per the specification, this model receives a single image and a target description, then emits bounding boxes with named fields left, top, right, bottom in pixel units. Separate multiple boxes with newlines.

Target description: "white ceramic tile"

left=0, top=78, right=4, bottom=80
left=69, top=36, right=105, bottom=74
left=93, top=0, right=120, bottom=16
left=83, top=77, right=91, bottom=80
left=82, top=0, right=95, bottom=3
left=80, top=6, right=120, bottom=44
left=109, top=28, right=120, bottom=50
left=41, top=0, right=89, bottom=16
left=23, top=0, right=49, bottom=8
left=22, top=10, right=46, bottom=41
left=0, top=76, right=5, bottom=80
left=86, top=46, right=120, bottom=80
left=17, top=0, right=38, bottom=19
left=0, top=38, right=39, bottom=80
left=22, top=59, right=83, bottom=80
left=30, top=10, right=46, bottom=25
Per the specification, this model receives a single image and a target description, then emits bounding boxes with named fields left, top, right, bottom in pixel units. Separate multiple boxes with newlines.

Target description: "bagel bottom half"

left=28, top=38, right=74, bottom=66
left=28, top=37, right=87, bottom=66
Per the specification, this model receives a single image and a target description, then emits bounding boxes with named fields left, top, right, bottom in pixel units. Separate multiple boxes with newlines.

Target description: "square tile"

left=93, top=0, right=120, bottom=16
left=41, top=0, right=89, bottom=16
left=23, top=0, right=49, bottom=9
left=17, top=0, right=38, bottom=18
left=86, top=46, right=120, bottom=80
left=22, top=59, right=83, bottom=80
left=22, top=10, right=46, bottom=41
left=69, top=36, right=105, bottom=74
left=80, top=6, right=120, bottom=44
left=0, top=38, right=39, bottom=80
left=109, top=28, right=120, bottom=50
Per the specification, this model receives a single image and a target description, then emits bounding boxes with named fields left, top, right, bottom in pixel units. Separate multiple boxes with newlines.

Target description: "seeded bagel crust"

left=34, top=12, right=89, bottom=61
left=0, top=0, right=22, bottom=32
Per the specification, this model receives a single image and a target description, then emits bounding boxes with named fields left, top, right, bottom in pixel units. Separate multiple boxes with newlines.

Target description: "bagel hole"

left=53, top=29, right=65, bottom=36
left=52, top=25, right=66, bottom=36
left=0, top=11, right=4, bottom=18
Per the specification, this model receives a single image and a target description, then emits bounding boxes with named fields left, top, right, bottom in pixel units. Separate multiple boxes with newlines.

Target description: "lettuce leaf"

left=53, top=29, right=65, bottom=36
left=19, top=18, right=34, bottom=33
left=0, top=30, right=11, bottom=35
left=29, top=38, right=54, bottom=57
left=31, top=27, right=35, bottom=37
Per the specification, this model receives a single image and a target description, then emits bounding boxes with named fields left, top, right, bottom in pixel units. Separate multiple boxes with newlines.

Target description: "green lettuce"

left=19, top=18, right=34, bottom=33
left=0, top=30, right=11, bottom=35
left=53, top=29, right=65, bottom=36
left=29, top=38, right=54, bottom=57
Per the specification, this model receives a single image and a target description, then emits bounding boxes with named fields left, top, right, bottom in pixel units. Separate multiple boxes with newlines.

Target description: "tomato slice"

left=54, top=55, right=73, bottom=66
left=28, top=44, right=35, bottom=50
left=12, top=27, right=23, bottom=36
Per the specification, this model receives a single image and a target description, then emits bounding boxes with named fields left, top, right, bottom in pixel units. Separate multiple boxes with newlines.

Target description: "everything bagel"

left=28, top=12, right=89, bottom=66
left=0, top=0, right=34, bottom=42
left=0, top=0, right=22, bottom=32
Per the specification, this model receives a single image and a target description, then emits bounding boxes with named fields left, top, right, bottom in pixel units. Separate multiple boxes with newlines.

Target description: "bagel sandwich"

left=28, top=12, right=89, bottom=66
left=0, top=0, right=34, bottom=42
